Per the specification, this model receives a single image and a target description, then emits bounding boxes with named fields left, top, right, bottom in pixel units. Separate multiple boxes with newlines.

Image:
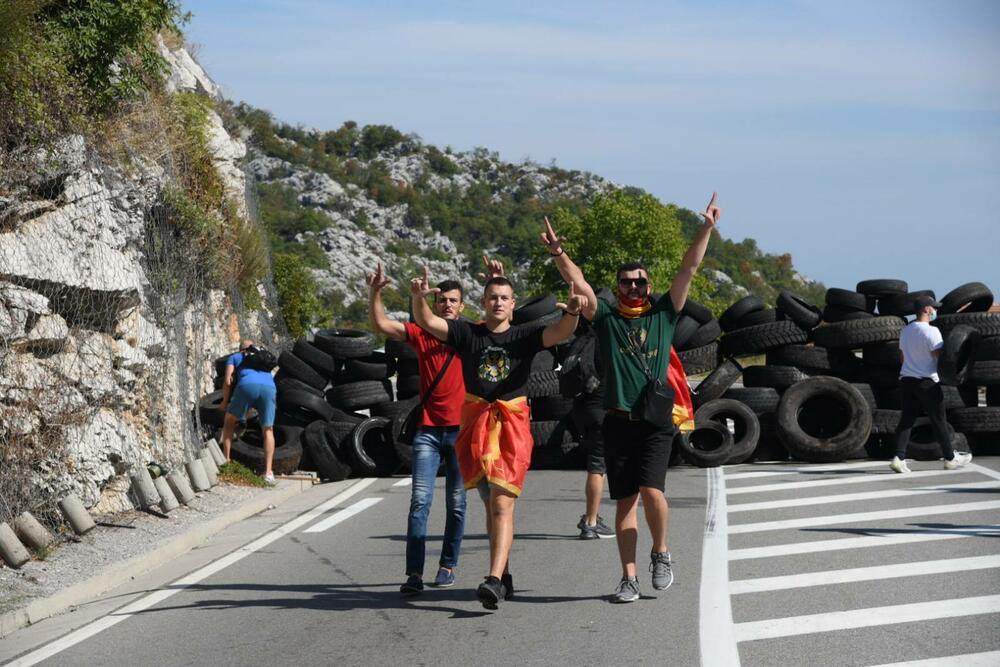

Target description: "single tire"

left=276, top=376, right=324, bottom=398
left=812, top=316, right=905, bottom=349
left=326, top=380, right=393, bottom=410
left=751, top=433, right=789, bottom=462
left=301, top=421, right=351, bottom=481
left=673, top=315, right=700, bottom=350
left=198, top=391, right=226, bottom=428
left=328, top=406, right=366, bottom=424
left=862, top=365, right=901, bottom=388
left=722, top=387, right=781, bottom=415
left=776, top=377, right=872, bottom=462
left=685, top=319, right=722, bottom=350
left=939, top=325, right=980, bottom=386
left=947, top=406, right=1000, bottom=433
left=851, top=383, right=878, bottom=411
left=313, top=329, right=374, bottom=360
left=873, top=388, right=901, bottom=410
left=939, top=282, right=994, bottom=315
left=742, top=365, right=817, bottom=390
left=693, top=358, right=743, bottom=407
left=231, top=434, right=303, bottom=476
left=871, top=409, right=902, bottom=435
left=695, top=399, right=760, bottom=465
left=513, top=294, right=557, bottom=325
left=293, top=340, right=339, bottom=378
left=856, top=279, right=908, bottom=298
left=278, top=389, right=336, bottom=423
left=385, top=337, right=417, bottom=363
left=908, top=422, right=957, bottom=461
left=767, top=344, right=834, bottom=370
left=396, top=373, right=420, bottom=400
left=822, top=305, right=874, bottom=322
left=862, top=341, right=901, bottom=367
left=878, top=290, right=936, bottom=317
left=719, top=296, right=765, bottom=333
left=525, top=370, right=560, bottom=399
left=826, top=288, right=870, bottom=312
left=679, top=343, right=719, bottom=376
left=776, top=290, right=822, bottom=330
left=395, top=357, right=419, bottom=377
left=720, top=320, right=809, bottom=357
left=682, top=299, right=714, bottom=325
left=933, top=312, right=1000, bottom=338
left=370, top=397, right=421, bottom=443
left=277, top=350, right=326, bottom=390
left=734, top=308, right=777, bottom=329
left=677, top=422, right=734, bottom=467
left=975, top=336, right=1000, bottom=361
left=346, top=417, right=398, bottom=476
left=214, top=354, right=234, bottom=380
left=531, top=394, right=575, bottom=421
left=970, top=361, right=1000, bottom=385
left=342, top=352, right=391, bottom=381
left=531, top=349, right=556, bottom=374
left=324, top=421, right=358, bottom=457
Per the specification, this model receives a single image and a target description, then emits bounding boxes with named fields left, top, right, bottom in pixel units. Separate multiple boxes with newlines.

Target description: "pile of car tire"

left=680, top=280, right=998, bottom=467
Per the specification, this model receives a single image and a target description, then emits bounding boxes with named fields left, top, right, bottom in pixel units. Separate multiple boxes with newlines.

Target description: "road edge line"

left=699, top=466, right=740, bottom=667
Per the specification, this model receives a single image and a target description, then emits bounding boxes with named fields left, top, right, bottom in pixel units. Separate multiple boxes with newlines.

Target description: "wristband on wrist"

left=564, top=309, right=580, bottom=317
left=549, top=248, right=564, bottom=257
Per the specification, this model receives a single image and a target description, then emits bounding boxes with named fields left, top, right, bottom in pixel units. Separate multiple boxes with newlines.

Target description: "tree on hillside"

left=529, top=189, right=717, bottom=307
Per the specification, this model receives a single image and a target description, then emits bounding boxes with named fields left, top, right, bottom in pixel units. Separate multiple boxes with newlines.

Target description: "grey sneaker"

left=578, top=514, right=616, bottom=540
left=650, top=551, right=674, bottom=591
left=611, top=576, right=641, bottom=603
left=890, top=457, right=911, bottom=474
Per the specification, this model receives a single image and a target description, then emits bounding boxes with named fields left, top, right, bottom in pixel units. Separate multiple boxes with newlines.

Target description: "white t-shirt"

left=899, top=321, right=943, bottom=381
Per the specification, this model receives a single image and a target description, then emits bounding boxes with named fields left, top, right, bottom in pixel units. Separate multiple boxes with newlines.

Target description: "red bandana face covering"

left=616, top=293, right=651, bottom=318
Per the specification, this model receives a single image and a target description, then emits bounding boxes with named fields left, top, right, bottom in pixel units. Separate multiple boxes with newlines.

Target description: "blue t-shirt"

left=228, top=352, right=276, bottom=387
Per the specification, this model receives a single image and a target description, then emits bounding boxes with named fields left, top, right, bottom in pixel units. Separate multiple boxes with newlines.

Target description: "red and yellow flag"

left=455, top=394, right=533, bottom=497
left=668, top=347, right=695, bottom=432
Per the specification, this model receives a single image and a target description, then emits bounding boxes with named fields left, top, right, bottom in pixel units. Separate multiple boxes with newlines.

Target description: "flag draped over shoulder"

left=668, top=347, right=695, bottom=431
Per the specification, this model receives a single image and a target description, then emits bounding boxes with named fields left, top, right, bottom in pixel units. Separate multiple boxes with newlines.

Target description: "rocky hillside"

left=231, top=105, right=826, bottom=326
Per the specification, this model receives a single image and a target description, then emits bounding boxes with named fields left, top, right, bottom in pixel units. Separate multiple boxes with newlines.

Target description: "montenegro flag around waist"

left=668, top=346, right=695, bottom=432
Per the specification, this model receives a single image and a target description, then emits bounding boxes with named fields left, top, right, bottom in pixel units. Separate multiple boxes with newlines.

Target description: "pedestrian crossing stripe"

left=727, top=480, right=998, bottom=513
left=726, top=468, right=977, bottom=496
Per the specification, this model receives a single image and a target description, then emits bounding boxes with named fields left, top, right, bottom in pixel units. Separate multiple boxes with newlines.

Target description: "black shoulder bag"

left=623, top=329, right=675, bottom=428
left=399, top=351, right=456, bottom=446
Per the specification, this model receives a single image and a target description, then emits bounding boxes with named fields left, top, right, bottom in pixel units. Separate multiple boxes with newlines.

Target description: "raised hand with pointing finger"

left=556, top=281, right=588, bottom=316
left=700, top=192, right=721, bottom=227
left=366, top=262, right=392, bottom=293
left=540, top=216, right=565, bottom=256
left=476, top=254, right=505, bottom=282
left=410, top=266, right=441, bottom=299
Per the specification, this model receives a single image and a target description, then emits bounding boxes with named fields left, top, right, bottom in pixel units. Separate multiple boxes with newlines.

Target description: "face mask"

left=929, top=310, right=937, bottom=322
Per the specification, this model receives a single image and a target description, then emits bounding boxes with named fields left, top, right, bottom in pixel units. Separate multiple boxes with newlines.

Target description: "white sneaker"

left=263, top=472, right=276, bottom=484
left=944, top=452, right=973, bottom=470
left=889, top=457, right=911, bottom=474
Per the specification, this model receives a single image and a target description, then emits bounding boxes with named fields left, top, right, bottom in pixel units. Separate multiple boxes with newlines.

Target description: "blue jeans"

left=406, top=426, right=466, bottom=576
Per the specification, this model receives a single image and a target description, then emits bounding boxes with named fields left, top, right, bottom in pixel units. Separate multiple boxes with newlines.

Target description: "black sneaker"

left=501, top=572, right=513, bottom=600
left=650, top=551, right=674, bottom=591
left=477, top=576, right=504, bottom=610
left=611, top=576, right=640, bottom=603
left=400, top=574, right=423, bottom=596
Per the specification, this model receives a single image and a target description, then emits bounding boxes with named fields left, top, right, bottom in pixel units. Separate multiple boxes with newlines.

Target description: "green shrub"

left=272, top=253, right=325, bottom=338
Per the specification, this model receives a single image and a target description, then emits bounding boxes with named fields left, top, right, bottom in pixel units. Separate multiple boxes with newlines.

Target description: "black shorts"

left=572, top=393, right=606, bottom=475
left=601, top=412, right=674, bottom=499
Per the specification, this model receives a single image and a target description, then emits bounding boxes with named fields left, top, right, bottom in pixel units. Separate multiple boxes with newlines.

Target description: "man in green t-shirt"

left=540, top=193, right=720, bottom=603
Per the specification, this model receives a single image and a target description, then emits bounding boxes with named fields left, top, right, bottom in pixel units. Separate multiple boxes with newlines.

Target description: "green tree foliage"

left=256, top=183, right=329, bottom=269
left=272, top=253, right=324, bottom=339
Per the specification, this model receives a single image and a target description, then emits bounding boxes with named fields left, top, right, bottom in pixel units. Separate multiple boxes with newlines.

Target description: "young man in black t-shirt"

left=411, top=268, right=587, bottom=610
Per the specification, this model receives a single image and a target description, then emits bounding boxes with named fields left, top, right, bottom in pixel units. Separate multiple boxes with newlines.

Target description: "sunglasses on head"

left=619, top=277, right=648, bottom=287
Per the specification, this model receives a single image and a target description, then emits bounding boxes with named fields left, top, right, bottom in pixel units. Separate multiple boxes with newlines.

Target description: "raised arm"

left=542, top=282, right=588, bottom=347
left=670, top=192, right=721, bottom=313
left=410, top=266, right=449, bottom=342
left=540, top=216, right=598, bottom=321
left=367, top=262, right=407, bottom=341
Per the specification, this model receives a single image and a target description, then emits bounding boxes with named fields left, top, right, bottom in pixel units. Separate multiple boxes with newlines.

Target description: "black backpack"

left=232, top=346, right=278, bottom=390
left=559, top=329, right=601, bottom=398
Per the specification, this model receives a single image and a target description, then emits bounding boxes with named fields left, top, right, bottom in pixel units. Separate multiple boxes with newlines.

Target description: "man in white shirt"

left=891, top=295, right=973, bottom=473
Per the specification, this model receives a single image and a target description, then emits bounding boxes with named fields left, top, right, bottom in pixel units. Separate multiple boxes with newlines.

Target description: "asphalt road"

left=3, top=458, right=999, bottom=667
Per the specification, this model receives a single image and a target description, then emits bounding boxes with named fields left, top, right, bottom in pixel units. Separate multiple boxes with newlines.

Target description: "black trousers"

left=894, top=377, right=954, bottom=460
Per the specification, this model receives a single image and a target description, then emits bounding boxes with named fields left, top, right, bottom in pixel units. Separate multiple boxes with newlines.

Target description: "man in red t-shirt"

left=367, top=262, right=470, bottom=596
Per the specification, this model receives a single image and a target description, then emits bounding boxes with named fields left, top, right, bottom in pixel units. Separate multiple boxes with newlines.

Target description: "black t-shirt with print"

left=446, top=319, right=547, bottom=402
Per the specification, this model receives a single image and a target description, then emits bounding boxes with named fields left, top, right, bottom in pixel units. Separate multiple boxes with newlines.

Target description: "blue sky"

left=183, top=0, right=1000, bottom=298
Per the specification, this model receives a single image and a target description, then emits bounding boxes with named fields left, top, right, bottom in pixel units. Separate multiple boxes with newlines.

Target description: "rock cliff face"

left=0, top=44, right=280, bottom=515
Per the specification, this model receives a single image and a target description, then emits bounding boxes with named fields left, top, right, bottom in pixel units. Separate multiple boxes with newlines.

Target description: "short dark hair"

left=436, top=280, right=463, bottom=300
left=616, top=262, right=648, bottom=279
left=483, top=276, right=514, bottom=293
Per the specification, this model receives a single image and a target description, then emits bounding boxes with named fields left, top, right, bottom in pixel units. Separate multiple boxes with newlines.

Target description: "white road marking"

left=302, top=497, right=383, bottom=533
left=392, top=478, right=413, bottom=487
left=699, top=467, right=741, bottom=667
left=728, top=500, right=1000, bottom=534
left=726, top=468, right=976, bottom=495
left=6, top=477, right=379, bottom=667
left=729, top=554, right=1000, bottom=594
left=970, top=463, right=1000, bottom=482
left=727, top=481, right=998, bottom=513
left=728, top=525, right=1000, bottom=560
left=725, top=460, right=887, bottom=481
left=734, top=594, right=1000, bottom=642
left=868, top=650, right=1000, bottom=666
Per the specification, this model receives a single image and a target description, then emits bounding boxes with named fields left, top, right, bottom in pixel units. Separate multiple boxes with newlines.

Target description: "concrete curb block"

left=0, top=479, right=314, bottom=639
